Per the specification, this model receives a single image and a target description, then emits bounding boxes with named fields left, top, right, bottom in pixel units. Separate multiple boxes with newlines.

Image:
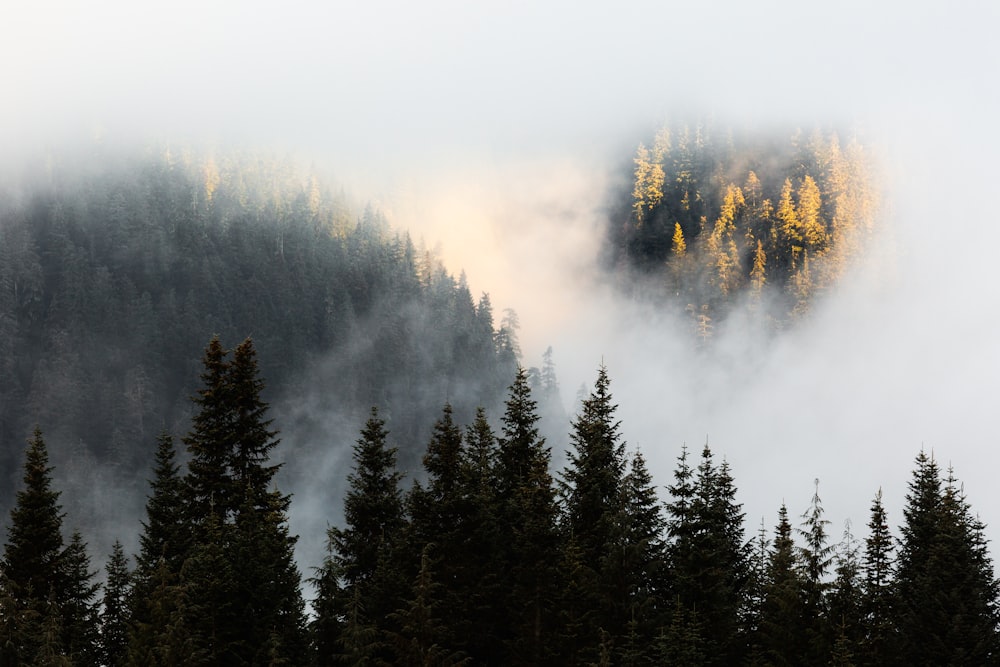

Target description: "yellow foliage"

left=671, top=222, right=687, bottom=256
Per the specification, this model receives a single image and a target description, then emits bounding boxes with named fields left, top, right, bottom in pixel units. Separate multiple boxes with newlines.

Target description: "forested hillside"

left=4, top=342, right=996, bottom=665
left=609, top=122, right=882, bottom=335
left=0, top=148, right=525, bottom=510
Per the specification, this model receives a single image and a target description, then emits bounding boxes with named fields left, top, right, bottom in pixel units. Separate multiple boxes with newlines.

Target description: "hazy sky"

left=5, top=1, right=1000, bottom=556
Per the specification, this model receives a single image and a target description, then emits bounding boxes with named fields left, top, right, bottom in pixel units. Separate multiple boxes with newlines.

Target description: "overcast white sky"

left=4, top=1, right=1000, bottom=555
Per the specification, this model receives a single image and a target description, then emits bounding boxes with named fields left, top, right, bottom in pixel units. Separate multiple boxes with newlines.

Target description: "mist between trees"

left=2, top=333, right=997, bottom=666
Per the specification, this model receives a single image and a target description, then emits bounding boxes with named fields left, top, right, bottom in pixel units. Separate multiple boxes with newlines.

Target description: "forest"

left=607, top=122, right=881, bottom=337
left=2, top=137, right=995, bottom=666
left=1, top=337, right=996, bottom=665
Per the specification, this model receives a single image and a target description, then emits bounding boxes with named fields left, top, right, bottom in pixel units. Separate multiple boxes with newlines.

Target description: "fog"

left=5, top=0, right=1000, bottom=564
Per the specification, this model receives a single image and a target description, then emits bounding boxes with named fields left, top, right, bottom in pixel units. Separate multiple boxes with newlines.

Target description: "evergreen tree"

left=320, top=407, right=406, bottom=661
left=797, top=479, right=835, bottom=663
left=174, top=336, right=308, bottom=664
left=1, top=427, right=66, bottom=664
left=128, top=432, right=189, bottom=663
left=619, top=449, right=668, bottom=665
left=496, top=367, right=560, bottom=665
left=456, top=407, right=505, bottom=664
left=59, top=530, right=100, bottom=665
left=859, top=489, right=894, bottom=665
left=827, top=522, right=863, bottom=665
left=758, top=504, right=806, bottom=666
left=665, top=444, right=749, bottom=665
left=100, top=540, right=132, bottom=667
left=558, top=365, right=626, bottom=655
left=894, top=453, right=1000, bottom=664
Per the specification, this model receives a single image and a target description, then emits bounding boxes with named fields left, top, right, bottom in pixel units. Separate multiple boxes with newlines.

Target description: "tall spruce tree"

left=405, top=403, right=470, bottom=656
left=558, top=365, right=626, bottom=658
left=175, top=336, right=307, bottom=665
left=894, top=452, right=1000, bottom=665
left=128, top=432, right=188, bottom=662
left=797, top=480, right=835, bottom=663
left=1, top=428, right=67, bottom=664
left=456, top=407, right=504, bottom=664
left=619, top=449, right=668, bottom=665
left=318, top=407, right=405, bottom=663
left=859, top=489, right=894, bottom=665
left=496, top=367, right=560, bottom=665
left=758, top=504, right=807, bottom=666
left=665, top=444, right=749, bottom=665
left=100, top=540, right=131, bottom=667
left=1, top=428, right=101, bottom=664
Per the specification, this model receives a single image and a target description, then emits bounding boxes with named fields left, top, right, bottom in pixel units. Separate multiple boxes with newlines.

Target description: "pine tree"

left=403, top=403, right=466, bottom=655
left=559, top=365, right=626, bottom=653
left=859, top=489, right=893, bottom=665
left=133, top=432, right=186, bottom=596
left=665, top=444, right=749, bottom=665
left=324, top=407, right=405, bottom=651
left=827, top=522, right=863, bottom=665
left=619, top=449, right=668, bottom=664
left=59, top=530, right=100, bottom=664
left=456, top=408, right=505, bottom=664
left=2, top=427, right=67, bottom=663
left=177, top=336, right=308, bottom=664
left=128, top=432, right=189, bottom=663
left=894, top=453, right=1000, bottom=664
left=759, top=504, right=806, bottom=666
left=797, top=480, right=835, bottom=663
left=496, top=367, right=560, bottom=665
left=100, top=540, right=131, bottom=667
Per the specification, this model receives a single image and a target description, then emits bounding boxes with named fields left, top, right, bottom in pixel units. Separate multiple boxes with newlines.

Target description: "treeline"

left=610, top=122, right=881, bottom=334
left=3, top=338, right=997, bottom=665
left=0, top=148, right=519, bottom=508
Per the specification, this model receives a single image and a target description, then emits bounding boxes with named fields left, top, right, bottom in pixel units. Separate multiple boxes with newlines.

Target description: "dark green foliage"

left=859, top=490, right=893, bottom=665
left=558, top=365, right=627, bottom=656
left=758, top=504, right=806, bottom=666
left=892, top=454, right=1000, bottom=665
left=665, top=444, right=750, bottom=665
left=0, top=151, right=516, bottom=524
left=59, top=531, right=100, bottom=664
left=317, top=407, right=406, bottom=664
left=797, top=480, right=835, bottom=663
left=619, top=450, right=668, bottom=664
left=454, top=408, right=505, bottom=663
left=1, top=429, right=99, bottom=664
left=100, top=540, right=132, bottom=667
left=496, top=367, right=561, bottom=665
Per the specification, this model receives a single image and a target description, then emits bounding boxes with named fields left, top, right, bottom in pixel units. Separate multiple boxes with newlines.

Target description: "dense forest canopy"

left=5, top=136, right=990, bottom=666
left=2, top=342, right=996, bottom=665
left=608, top=122, right=882, bottom=336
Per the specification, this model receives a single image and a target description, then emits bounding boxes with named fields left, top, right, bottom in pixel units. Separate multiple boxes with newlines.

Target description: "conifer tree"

left=132, top=432, right=185, bottom=596
left=322, top=407, right=405, bottom=657
left=859, top=489, right=894, bottom=665
left=59, top=530, right=100, bottom=665
left=559, top=365, right=626, bottom=653
left=404, top=403, right=466, bottom=653
left=620, top=449, right=668, bottom=663
left=759, top=504, right=806, bottom=666
left=894, top=453, right=1000, bottom=664
left=456, top=408, right=505, bottom=663
left=128, top=432, right=189, bottom=662
left=176, top=336, right=308, bottom=664
left=827, top=522, right=863, bottom=664
left=797, top=480, right=835, bottom=662
left=100, top=540, right=131, bottom=667
left=2, top=428, right=67, bottom=663
left=665, top=444, right=749, bottom=665
left=496, top=367, right=560, bottom=665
